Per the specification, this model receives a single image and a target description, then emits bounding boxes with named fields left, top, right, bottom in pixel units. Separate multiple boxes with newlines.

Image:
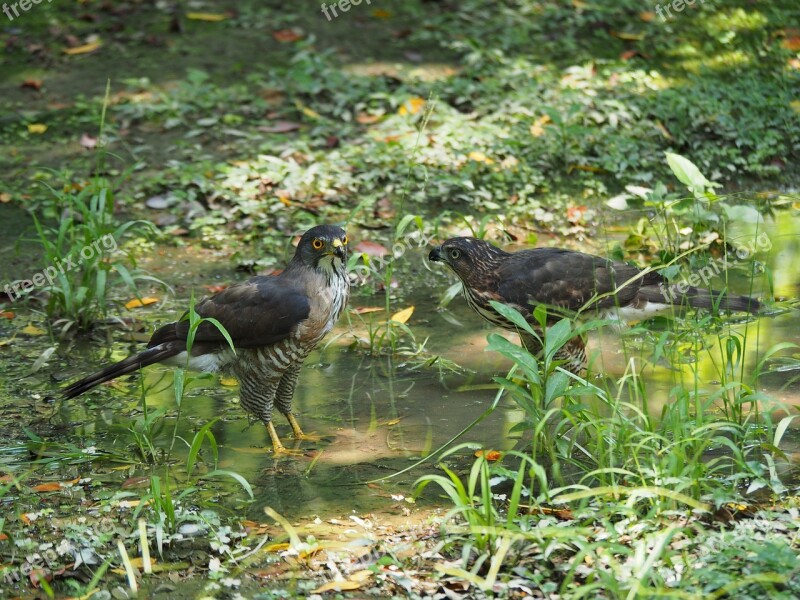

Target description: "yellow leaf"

left=124, top=297, right=159, bottom=309
left=468, top=151, right=494, bottom=164
left=610, top=30, right=645, bottom=41
left=398, top=97, right=425, bottom=116
left=371, top=9, right=392, bottom=19
left=27, top=123, right=47, bottom=134
left=21, top=324, right=46, bottom=336
left=186, top=12, right=227, bottom=22
left=294, top=100, right=321, bottom=120
left=390, top=306, right=414, bottom=324
left=313, top=578, right=368, bottom=594
left=63, top=41, right=102, bottom=55
left=265, top=542, right=290, bottom=552
left=219, top=376, right=238, bottom=386
left=529, top=114, right=551, bottom=137
left=790, top=100, right=800, bottom=114
left=654, top=120, right=673, bottom=140
left=127, top=556, right=156, bottom=568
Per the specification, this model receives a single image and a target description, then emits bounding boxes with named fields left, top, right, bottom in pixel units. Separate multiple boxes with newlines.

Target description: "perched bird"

left=429, top=237, right=761, bottom=374
left=63, top=225, right=350, bottom=454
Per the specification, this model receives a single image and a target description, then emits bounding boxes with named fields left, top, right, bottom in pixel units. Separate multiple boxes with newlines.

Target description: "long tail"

left=62, top=343, right=182, bottom=399
left=640, top=284, right=762, bottom=314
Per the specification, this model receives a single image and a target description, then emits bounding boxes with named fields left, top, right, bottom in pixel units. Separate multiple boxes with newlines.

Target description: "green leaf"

left=207, top=469, right=254, bottom=499
left=665, top=152, right=718, bottom=195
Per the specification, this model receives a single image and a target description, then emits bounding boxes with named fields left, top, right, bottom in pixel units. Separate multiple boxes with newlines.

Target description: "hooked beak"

left=332, top=238, right=346, bottom=260
left=428, top=246, right=444, bottom=262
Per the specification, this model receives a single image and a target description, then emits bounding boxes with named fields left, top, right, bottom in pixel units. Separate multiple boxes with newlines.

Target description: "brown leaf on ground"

left=21, top=79, right=43, bottom=91
left=79, top=134, right=98, bottom=149
left=354, top=240, right=390, bottom=258
left=258, top=121, right=301, bottom=133
left=352, top=307, right=383, bottom=315
left=474, top=449, right=502, bottom=461
left=273, top=29, right=303, bottom=43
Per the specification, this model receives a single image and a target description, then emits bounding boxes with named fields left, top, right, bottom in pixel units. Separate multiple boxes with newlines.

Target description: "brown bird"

left=63, top=225, right=350, bottom=454
left=429, top=237, right=761, bottom=374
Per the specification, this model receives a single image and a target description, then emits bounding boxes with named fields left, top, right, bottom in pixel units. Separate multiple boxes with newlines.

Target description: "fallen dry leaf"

left=468, top=151, right=494, bottom=164
left=313, top=570, right=372, bottom=593
left=63, top=41, right=102, bottom=55
left=79, top=134, right=97, bottom=149
left=21, top=324, right=46, bottom=336
left=272, top=29, right=303, bottom=43
left=530, top=114, right=551, bottom=137
left=124, top=297, right=159, bottom=309
left=390, top=306, right=414, bottom=324
left=398, top=97, right=425, bottom=116
left=204, top=284, right=229, bottom=293
left=782, top=36, right=800, bottom=51
left=610, top=30, right=645, bottom=41
left=355, top=240, right=389, bottom=258
left=371, top=9, right=392, bottom=19
left=475, top=449, right=502, bottom=461
left=186, top=12, right=227, bottom=22
left=568, top=164, right=605, bottom=174
left=258, top=121, right=301, bottom=133
left=31, top=482, right=63, bottom=492
left=566, top=205, right=588, bottom=223
left=352, top=307, right=383, bottom=315
left=356, top=112, right=383, bottom=124
left=21, top=79, right=43, bottom=91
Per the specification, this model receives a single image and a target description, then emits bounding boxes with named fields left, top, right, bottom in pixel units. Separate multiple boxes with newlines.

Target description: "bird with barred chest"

left=63, top=225, right=350, bottom=455
left=429, top=237, right=762, bottom=375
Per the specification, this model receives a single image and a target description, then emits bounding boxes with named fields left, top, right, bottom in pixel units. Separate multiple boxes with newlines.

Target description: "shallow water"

left=2, top=208, right=800, bottom=520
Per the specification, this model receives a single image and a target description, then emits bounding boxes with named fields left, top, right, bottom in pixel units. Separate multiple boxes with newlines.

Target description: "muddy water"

left=3, top=210, right=800, bottom=519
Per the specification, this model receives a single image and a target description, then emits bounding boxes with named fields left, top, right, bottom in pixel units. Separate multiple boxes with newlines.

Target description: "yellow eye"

left=342, top=235, right=348, bottom=245
left=312, top=239, right=324, bottom=250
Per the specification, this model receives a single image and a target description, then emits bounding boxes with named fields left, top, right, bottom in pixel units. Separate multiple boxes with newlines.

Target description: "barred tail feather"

left=640, top=285, right=761, bottom=314
left=62, top=343, right=183, bottom=399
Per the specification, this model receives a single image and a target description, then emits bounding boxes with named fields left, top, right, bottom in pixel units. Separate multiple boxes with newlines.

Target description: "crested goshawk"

left=429, top=237, right=761, bottom=374
left=64, top=225, right=350, bottom=454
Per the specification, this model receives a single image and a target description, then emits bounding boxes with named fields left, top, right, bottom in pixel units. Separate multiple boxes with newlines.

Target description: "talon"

left=271, top=444, right=306, bottom=457
left=286, top=413, right=319, bottom=441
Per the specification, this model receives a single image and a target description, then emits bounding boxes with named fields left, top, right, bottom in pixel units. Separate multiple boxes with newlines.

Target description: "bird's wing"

left=148, top=276, right=310, bottom=350
left=497, top=248, right=660, bottom=314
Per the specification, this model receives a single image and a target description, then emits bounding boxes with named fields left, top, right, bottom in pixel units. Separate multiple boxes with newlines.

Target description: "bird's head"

left=428, top=237, right=506, bottom=282
left=296, top=225, right=348, bottom=274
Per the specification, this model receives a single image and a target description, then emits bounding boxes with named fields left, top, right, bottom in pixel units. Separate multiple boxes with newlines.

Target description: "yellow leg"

left=265, top=422, right=302, bottom=456
left=286, top=413, right=320, bottom=441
